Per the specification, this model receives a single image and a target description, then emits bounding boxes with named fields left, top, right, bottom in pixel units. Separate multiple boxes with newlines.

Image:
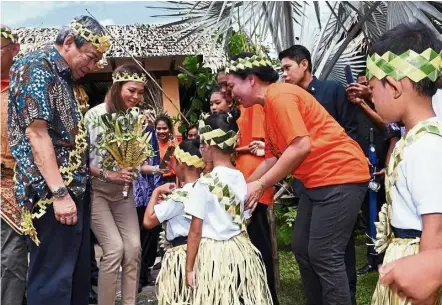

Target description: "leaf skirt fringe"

left=193, top=233, right=273, bottom=305
left=371, top=238, right=442, bottom=305
left=156, top=244, right=192, bottom=305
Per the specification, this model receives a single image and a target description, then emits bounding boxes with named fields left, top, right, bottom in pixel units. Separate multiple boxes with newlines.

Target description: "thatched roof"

left=14, top=24, right=225, bottom=70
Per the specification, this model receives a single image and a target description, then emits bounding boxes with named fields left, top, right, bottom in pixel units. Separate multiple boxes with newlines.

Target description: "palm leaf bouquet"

left=99, top=107, right=154, bottom=198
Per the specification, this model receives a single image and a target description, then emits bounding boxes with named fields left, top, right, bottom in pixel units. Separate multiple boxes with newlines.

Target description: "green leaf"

left=178, top=125, right=187, bottom=134
left=197, top=86, right=206, bottom=97
left=192, top=98, right=203, bottom=110
left=189, top=112, right=198, bottom=122
left=183, top=56, right=198, bottom=72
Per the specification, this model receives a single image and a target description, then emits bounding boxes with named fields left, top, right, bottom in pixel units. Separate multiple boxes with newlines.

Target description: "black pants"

left=27, top=188, right=91, bottom=305
left=137, top=206, right=161, bottom=285
left=292, top=183, right=367, bottom=305
left=90, top=230, right=99, bottom=282
left=247, top=203, right=279, bottom=305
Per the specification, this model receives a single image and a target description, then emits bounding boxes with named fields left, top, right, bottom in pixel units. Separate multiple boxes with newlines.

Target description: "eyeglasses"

left=0, top=43, right=13, bottom=50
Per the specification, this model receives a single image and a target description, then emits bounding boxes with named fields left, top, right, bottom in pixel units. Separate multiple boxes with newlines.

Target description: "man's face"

left=63, top=35, right=103, bottom=79
left=369, top=78, right=403, bottom=124
left=280, top=57, right=307, bottom=85
left=357, top=75, right=369, bottom=86
left=1, top=37, right=19, bottom=74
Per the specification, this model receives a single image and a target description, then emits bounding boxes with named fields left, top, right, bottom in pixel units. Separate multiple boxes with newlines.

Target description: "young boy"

left=367, top=22, right=442, bottom=305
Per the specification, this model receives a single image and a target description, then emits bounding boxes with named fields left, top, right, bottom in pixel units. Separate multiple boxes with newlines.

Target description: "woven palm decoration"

left=99, top=107, right=154, bottom=197
left=174, top=146, right=205, bottom=169
left=198, top=116, right=238, bottom=150
left=226, top=54, right=273, bottom=73
left=199, top=173, right=244, bottom=229
left=366, top=48, right=442, bottom=82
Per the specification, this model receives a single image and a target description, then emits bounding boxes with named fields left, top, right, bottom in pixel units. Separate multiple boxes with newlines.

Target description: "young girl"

left=365, top=23, right=442, bottom=305
left=209, top=85, right=233, bottom=113
left=185, top=110, right=273, bottom=305
left=143, top=138, right=205, bottom=305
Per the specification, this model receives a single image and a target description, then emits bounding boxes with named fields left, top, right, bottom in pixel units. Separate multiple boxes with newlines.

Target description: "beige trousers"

left=91, top=179, right=141, bottom=305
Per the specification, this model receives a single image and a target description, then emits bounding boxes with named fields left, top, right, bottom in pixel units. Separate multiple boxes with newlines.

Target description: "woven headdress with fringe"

left=366, top=48, right=442, bottom=82
left=174, top=145, right=205, bottom=169
left=198, top=113, right=238, bottom=150
left=0, top=25, right=16, bottom=43
left=226, top=54, right=273, bottom=73
left=112, top=72, right=147, bottom=84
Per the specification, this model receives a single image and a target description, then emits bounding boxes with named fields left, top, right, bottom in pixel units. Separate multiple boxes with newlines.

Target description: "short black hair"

left=154, top=114, right=173, bottom=131
left=357, top=71, right=366, bottom=78
left=228, top=52, right=279, bottom=83
left=179, top=138, right=202, bottom=159
left=210, top=84, right=222, bottom=95
left=203, top=109, right=241, bottom=153
left=370, top=22, right=442, bottom=97
left=278, top=45, right=312, bottom=73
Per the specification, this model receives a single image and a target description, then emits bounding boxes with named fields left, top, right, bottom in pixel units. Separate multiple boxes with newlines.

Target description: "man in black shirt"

left=279, top=45, right=358, bottom=140
left=279, top=45, right=359, bottom=305
left=347, top=72, right=401, bottom=275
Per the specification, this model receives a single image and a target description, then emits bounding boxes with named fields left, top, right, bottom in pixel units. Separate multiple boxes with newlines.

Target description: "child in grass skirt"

left=184, top=110, right=273, bottom=305
left=144, top=138, right=205, bottom=305
left=366, top=23, right=442, bottom=305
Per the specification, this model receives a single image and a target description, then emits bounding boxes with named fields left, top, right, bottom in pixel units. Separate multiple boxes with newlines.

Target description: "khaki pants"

left=91, top=179, right=141, bottom=305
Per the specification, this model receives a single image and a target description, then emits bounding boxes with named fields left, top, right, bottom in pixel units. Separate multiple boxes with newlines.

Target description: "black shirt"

left=307, top=76, right=358, bottom=140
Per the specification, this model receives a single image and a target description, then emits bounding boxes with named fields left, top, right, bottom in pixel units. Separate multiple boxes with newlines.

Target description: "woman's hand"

left=249, top=141, right=265, bottom=156
left=245, top=180, right=265, bottom=212
left=108, top=168, right=134, bottom=185
left=186, top=270, right=196, bottom=288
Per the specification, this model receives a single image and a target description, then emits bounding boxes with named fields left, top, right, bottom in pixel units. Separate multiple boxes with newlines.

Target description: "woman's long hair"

left=105, top=63, right=145, bottom=113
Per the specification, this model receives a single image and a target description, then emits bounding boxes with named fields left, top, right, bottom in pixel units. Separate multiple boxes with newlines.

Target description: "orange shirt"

left=264, top=83, right=369, bottom=188
left=1, top=79, right=15, bottom=170
left=159, top=140, right=176, bottom=177
left=236, top=105, right=273, bottom=205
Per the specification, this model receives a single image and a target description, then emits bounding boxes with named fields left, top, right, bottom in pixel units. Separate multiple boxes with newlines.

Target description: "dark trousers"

left=90, top=230, right=99, bottom=282
left=292, top=183, right=367, bottom=305
left=27, top=189, right=91, bottom=305
left=247, top=203, right=279, bottom=305
left=137, top=206, right=161, bottom=285
left=1, top=220, right=27, bottom=305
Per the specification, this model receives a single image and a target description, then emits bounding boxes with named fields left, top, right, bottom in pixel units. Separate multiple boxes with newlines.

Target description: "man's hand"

left=346, top=83, right=372, bottom=101
left=374, top=168, right=386, bottom=176
left=380, top=251, right=442, bottom=305
left=245, top=180, right=264, bottom=212
left=53, top=195, right=78, bottom=225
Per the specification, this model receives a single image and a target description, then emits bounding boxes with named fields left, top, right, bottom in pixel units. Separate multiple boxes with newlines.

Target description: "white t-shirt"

left=185, top=166, right=250, bottom=241
left=391, top=117, right=442, bottom=231
left=432, top=89, right=442, bottom=119
left=154, top=183, right=193, bottom=241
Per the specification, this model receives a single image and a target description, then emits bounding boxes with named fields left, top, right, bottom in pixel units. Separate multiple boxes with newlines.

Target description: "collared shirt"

left=8, top=45, right=89, bottom=209
left=307, top=76, right=358, bottom=140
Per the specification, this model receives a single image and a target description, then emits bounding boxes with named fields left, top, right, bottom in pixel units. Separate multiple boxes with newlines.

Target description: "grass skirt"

left=156, top=244, right=191, bottom=305
left=371, top=238, right=442, bottom=305
left=193, top=233, right=273, bottom=305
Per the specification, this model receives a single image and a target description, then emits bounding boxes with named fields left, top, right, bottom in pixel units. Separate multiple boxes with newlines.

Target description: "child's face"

left=210, top=92, right=231, bottom=113
left=369, top=77, right=403, bottom=124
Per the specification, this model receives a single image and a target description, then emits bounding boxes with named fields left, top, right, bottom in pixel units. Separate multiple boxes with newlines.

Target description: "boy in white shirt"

left=366, top=22, right=442, bottom=305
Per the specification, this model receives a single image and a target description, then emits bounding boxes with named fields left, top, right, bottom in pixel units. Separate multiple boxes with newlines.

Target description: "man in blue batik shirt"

left=8, top=16, right=110, bottom=305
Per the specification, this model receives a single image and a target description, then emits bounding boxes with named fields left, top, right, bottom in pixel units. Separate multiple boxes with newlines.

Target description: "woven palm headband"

left=70, top=20, right=111, bottom=53
left=198, top=115, right=238, bottom=150
left=174, top=146, right=206, bottom=169
left=366, top=48, right=442, bottom=82
left=226, top=55, right=273, bottom=73
left=1, top=26, right=16, bottom=43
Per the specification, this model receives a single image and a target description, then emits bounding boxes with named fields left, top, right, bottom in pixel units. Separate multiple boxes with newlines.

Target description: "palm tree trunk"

left=321, top=1, right=381, bottom=79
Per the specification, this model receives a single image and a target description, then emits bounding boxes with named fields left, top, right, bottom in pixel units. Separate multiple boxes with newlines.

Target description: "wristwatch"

left=52, top=186, right=69, bottom=198
left=152, top=165, right=160, bottom=176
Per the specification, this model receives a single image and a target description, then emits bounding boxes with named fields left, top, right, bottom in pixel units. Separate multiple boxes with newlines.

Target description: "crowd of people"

left=1, top=14, right=442, bottom=305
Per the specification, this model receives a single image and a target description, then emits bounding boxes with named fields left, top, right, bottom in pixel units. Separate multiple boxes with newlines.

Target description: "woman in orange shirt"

left=226, top=53, right=370, bottom=305
left=155, top=115, right=177, bottom=184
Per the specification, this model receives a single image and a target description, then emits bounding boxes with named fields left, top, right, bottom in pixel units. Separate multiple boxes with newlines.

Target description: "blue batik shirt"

left=133, top=125, right=162, bottom=207
left=8, top=45, right=89, bottom=209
